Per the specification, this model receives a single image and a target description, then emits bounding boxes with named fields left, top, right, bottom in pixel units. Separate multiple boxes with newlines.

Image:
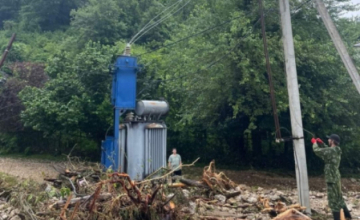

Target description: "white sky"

left=342, top=0, right=360, bottom=18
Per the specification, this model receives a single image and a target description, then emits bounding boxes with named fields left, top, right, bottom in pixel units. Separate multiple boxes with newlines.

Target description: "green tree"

left=70, top=0, right=128, bottom=45
left=19, top=0, right=83, bottom=31
left=138, top=0, right=360, bottom=169
left=19, top=42, right=116, bottom=142
left=0, top=0, right=21, bottom=28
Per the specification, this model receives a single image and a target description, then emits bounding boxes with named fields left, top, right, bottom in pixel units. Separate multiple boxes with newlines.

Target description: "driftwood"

left=180, top=178, right=209, bottom=188
left=259, top=197, right=306, bottom=217
left=136, top=157, right=200, bottom=185
left=273, top=209, right=310, bottom=220
left=211, top=203, right=252, bottom=209
left=44, top=178, right=63, bottom=187
left=37, top=159, right=311, bottom=220
left=49, top=193, right=112, bottom=209
left=168, top=183, right=187, bottom=188
left=199, top=210, right=247, bottom=219
left=225, top=191, right=241, bottom=199
left=202, top=160, right=236, bottom=194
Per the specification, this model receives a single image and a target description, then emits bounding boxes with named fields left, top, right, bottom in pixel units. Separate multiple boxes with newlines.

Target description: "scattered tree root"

left=0, top=159, right=312, bottom=220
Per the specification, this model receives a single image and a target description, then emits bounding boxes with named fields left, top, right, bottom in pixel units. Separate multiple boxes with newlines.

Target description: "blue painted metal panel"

left=113, top=109, right=120, bottom=170
left=101, top=136, right=114, bottom=169
left=111, top=56, right=137, bottom=109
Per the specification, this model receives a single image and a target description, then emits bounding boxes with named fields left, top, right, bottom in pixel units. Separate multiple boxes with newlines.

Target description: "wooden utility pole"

left=314, top=0, right=360, bottom=94
left=0, top=33, right=16, bottom=69
left=279, top=0, right=311, bottom=214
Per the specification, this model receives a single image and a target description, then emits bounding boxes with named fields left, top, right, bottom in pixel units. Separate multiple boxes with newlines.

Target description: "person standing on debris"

left=311, top=134, right=352, bottom=220
left=168, top=148, right=182, bottom=176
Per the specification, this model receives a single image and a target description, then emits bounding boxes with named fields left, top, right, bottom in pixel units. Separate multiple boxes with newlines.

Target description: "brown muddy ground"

left=0, top=158, right=358, bottom=219
left=0, top=157, right=358, bottom=193
left=183, top=167, right=360, bottom=192
left=0, top=157, right=60, bottom=182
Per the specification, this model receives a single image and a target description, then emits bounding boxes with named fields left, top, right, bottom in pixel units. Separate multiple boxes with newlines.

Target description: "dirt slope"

left=0, top=157, right=60, bottom=182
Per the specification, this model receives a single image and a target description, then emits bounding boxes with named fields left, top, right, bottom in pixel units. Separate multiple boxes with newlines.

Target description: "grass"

left=0, top=172, right=18, bottom=187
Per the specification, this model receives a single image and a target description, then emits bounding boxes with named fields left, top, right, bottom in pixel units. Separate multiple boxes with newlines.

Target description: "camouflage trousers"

left=326, top=181, right=346, bottom=212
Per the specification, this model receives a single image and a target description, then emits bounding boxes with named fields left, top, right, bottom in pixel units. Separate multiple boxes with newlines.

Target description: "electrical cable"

left=136, top=14, right=251, bottom=57
left=137, top=0, right=315, bottom=143
left=137, top=0, right=311, bottom=57
left=131, top=1, right=191, bottom=44
left=293, top=0, right=312, bottom=13
left=136, top=6, right=284, bottom=87
left=0, top=0, right=314, bottom=121
left=131, top=0, right=183, bottom=42
left=138, top=11, right=266, bottom=84
left=130, top=0, right=192, bottom=44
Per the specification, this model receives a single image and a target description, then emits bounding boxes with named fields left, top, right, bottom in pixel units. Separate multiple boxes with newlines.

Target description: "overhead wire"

left=137, top=0, right=316, bottom=142
left=137, top=44, right=239, bottom=96
left=137, top=0, right=311, bottom=57
left=130, top=0, right=192, bottom=44
left=137, top=8, right=271, bottom=88
left=136, top=14, right=254, bottom=57
left=0, top=0, right=314, bottom=121
left=137, top=3, right=305, bottom=86
left=130, top=0, right=183, bottom=43
left=131, top=1, right=191, bottom=44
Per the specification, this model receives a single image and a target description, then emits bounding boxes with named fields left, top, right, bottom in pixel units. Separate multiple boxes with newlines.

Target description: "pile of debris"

left=0, top=160, right=312, bottom=220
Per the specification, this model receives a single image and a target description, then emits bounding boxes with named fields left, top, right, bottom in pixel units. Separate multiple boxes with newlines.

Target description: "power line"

left=136, top=15, right=248, bottom=57
left=138, top=13, right=265, bottom=85
left=293, top=0, right=312, bottom=13
left=136, top=0, right=313, bottom=94
left=130, top=0, right=192, bottom=44
left=129, top=0, right=181, bottom=42
left=129, top=0, right=183, bottom=44
left=137, top=0, right=311, bottom=57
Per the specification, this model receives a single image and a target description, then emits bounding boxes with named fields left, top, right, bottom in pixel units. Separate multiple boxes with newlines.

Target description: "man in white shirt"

left=168, top=148, right=182, bottom=176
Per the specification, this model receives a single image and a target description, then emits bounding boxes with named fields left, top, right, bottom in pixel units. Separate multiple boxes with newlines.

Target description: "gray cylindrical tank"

left=135, top=100, right=169, bottom=116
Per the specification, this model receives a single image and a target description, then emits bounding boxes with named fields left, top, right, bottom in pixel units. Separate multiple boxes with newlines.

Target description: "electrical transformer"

left=102, top=100, right=169, bottom=180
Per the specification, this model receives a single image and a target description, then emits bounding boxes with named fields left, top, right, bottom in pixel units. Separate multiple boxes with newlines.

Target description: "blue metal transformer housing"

left=108, top=55, right=138, bottom=170
left=101, top=136, right=114, bottom=169
left=101, top=55, right=168, bottom=179
left=111, top=56, right=138, bottom=109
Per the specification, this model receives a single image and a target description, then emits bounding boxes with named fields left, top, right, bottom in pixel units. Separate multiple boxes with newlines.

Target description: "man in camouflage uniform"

left=312, top=134, right=351, bottom=220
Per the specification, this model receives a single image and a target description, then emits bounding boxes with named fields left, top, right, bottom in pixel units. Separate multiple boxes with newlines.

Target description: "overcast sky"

left=342, top=0, right=360, bottom=17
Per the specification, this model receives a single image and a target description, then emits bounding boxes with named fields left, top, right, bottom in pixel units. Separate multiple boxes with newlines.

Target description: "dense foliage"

left=1, top=0, right=360, bottom=172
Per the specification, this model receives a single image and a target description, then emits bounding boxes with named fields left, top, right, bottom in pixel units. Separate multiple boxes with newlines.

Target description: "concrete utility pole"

left=279, top=0, right=311, bottom=214
left=315, top=0, right=360, bottom=95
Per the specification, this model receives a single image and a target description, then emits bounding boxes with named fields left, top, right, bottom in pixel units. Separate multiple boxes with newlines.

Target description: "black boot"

left=333, top=212, right=341, bottom=220
left=343, top=206, right=352, bottom=219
